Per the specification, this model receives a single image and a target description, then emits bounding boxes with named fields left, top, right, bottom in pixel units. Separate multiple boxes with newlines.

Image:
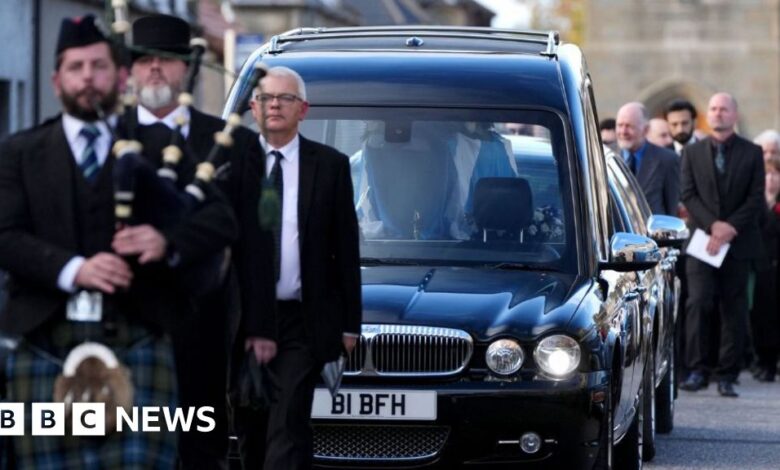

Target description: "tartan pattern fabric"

left=5, top=318, right=178, bottom=470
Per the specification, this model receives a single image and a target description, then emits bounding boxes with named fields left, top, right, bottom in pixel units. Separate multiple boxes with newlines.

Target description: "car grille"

left=345, top=324, right=473, bottom=377
left=313, top=424, right=450, bottom=461
left=345, top=335, right=368, bottom=373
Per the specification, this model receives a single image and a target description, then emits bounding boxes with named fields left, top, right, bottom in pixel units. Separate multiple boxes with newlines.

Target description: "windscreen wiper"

left=360, top=257, right=421, bottom=266
left=485, top=263, right=540, bottom=271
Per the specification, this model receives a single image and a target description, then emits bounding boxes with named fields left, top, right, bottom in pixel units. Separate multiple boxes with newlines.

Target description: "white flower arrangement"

left=526, top=206, right=565, bottom=243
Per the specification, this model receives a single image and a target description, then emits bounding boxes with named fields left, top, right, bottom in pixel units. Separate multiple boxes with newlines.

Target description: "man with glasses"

left=241, top=66, right=361, bottom=469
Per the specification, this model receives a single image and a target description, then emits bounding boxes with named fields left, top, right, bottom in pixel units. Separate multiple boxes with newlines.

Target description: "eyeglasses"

left=257, top=93, right=302, bottom=105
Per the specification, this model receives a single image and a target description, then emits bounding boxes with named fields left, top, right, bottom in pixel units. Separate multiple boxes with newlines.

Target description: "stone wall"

left=583, top=0, right=780, bottom=137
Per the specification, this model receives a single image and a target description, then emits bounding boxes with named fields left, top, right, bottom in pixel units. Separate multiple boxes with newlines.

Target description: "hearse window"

left=273, top=108, right=574, bottom=272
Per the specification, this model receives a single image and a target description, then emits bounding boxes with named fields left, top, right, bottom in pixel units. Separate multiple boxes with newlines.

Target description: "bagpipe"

left=107, top=1, right=267, bottom=290
left=52, top=1, right=266, bottom=431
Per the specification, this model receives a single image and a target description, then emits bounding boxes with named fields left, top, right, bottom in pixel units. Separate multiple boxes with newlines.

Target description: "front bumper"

left=313, top=370, right=609, bottom=468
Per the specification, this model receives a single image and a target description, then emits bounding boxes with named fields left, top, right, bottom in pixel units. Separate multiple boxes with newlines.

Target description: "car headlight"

left=534, top=335, right=581, bottom=378
left=486, top=339, right=524, bottom=375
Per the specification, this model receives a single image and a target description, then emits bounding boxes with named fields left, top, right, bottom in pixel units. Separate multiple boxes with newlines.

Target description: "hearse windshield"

left=257, top=107, right=575, bottom=272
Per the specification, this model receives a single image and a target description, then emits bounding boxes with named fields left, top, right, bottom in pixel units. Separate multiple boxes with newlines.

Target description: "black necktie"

left=627, top=151, right=638, bottom=175
left=269, top=150, right=284, bottom=281
left=715, top=143, right=726, bottom=175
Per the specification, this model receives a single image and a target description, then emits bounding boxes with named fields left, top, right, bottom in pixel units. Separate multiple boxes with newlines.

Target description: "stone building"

left=583, top=0, right=780, bottom=136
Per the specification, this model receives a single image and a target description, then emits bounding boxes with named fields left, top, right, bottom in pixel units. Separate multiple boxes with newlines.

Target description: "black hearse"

left=226, top=26, right=687, bottom=469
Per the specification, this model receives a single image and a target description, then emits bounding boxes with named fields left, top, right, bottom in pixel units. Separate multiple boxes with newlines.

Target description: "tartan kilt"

left=5, top=319, right=178, bottom=470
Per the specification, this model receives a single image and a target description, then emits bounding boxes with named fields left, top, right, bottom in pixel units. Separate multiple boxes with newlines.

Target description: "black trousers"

left=234, top=300, right=321, bottom=470
left=173, top=293, right=234, bottom=470
left=685, top=256, right=750, bottom=382
left=749, top=266, right=780, bottom=373
left=676, top=254, right=721, bottom=382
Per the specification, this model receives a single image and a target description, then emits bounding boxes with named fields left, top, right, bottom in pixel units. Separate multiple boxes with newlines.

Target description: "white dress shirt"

left=56, top=113, right=116, bottom=293
left=137, top=104, right=191, bottom=138
left=673, top=135, right=698, bottom=156
left=261, top=135, right=302, bottom=301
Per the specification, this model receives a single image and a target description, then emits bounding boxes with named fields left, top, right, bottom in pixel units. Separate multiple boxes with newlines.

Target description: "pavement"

left=647, top=371, right=780, bottom=470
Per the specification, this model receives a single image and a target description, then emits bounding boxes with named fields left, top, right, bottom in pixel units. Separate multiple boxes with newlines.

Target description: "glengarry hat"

left=131, top=14, right=191, bottom=62
left=56, top=14, right=109, bottom=57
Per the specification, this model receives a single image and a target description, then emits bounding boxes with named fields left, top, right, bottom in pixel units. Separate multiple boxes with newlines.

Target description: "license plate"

left=311, top=388, right=437, bottom=420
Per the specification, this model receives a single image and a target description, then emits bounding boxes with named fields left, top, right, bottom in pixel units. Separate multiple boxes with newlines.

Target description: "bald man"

left=616, top=101, right=680, bottom=215
left=679, top=92, right=765, bottom=397
left=647, top=118, right=674, bottom=149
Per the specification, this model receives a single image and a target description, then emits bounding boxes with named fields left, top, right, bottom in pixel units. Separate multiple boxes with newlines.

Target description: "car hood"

left=361, top=266, right=589, bottom=342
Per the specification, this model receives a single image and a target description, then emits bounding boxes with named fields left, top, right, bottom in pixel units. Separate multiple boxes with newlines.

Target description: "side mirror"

left=600, top=232, right=661, bottom=272
left=647, top=215, right=690, bottom=248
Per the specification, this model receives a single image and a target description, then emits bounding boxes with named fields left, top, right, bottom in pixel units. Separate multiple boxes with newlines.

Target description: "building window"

left=0, top=79, right=10, bottom=138
left=0, top=79, right=25, bottom=138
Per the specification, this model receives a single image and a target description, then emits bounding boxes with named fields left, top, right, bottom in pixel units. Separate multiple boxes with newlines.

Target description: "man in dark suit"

left=0, top=15, right=236, bottom=468
left=616, top=101, right=681, bottom=215
left=127, top=15, right=277, bottom=469
left=679, top=92, right=765, bottom=397
left=665, top=99, right=700, bottom=157
left=239, top=66, right=361, bottom=469
left=663, top=98, right=703, bottom=384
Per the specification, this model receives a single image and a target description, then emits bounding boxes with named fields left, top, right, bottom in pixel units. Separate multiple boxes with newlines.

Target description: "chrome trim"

left=406, top=36, right=424, bottom=47
left=611, top=233, right=659, bottom=263
left=602, top=232, right=661, bottom=271
left=345, top=324, right=473, bottom=377
left=647, top=215, right=690, bottom=247
left=541, top=31, right=560, bottom=56
left=266, top=26, right=556, bottom=47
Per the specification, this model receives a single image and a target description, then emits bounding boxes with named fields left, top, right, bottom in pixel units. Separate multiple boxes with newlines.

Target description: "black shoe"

left=680, top=372, right=708, bottom=391
left=717, top=380, right=739, bottom=397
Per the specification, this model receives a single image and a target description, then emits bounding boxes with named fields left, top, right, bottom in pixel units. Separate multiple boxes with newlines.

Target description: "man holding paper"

left=679, top=92, right=765, bottom=397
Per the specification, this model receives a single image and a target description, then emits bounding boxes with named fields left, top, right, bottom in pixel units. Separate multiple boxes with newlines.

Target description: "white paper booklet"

left=686, top=228, right=729, bottom=268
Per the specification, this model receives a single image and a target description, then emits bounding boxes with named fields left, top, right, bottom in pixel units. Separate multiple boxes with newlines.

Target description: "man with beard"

left=616, top=101, right=680, bottom=215
left=663, top=99, right=704, bottom=384
left=0, top=15, right=206, bottom=468
left=679, top=92, right=765, bottom=397
left=665, top=99, right=700, bottom=156
left=128, top=15, right=277, bottom=469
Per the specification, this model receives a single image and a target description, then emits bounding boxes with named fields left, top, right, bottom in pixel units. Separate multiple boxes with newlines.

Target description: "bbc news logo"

left=0, top=403, right=215, bottom=436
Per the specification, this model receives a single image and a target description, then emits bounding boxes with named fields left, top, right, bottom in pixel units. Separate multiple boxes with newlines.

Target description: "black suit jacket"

left=0, top=116, right=236, bottom=336
left=635, top=142, right=680, bottom=215
left=133, top=108, right=277, bottom=342
left=680, top=135, right=765, bottom=260
left=260, top=135, right=361, bottom=362
left=187, top=109, right=277, bottom=342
